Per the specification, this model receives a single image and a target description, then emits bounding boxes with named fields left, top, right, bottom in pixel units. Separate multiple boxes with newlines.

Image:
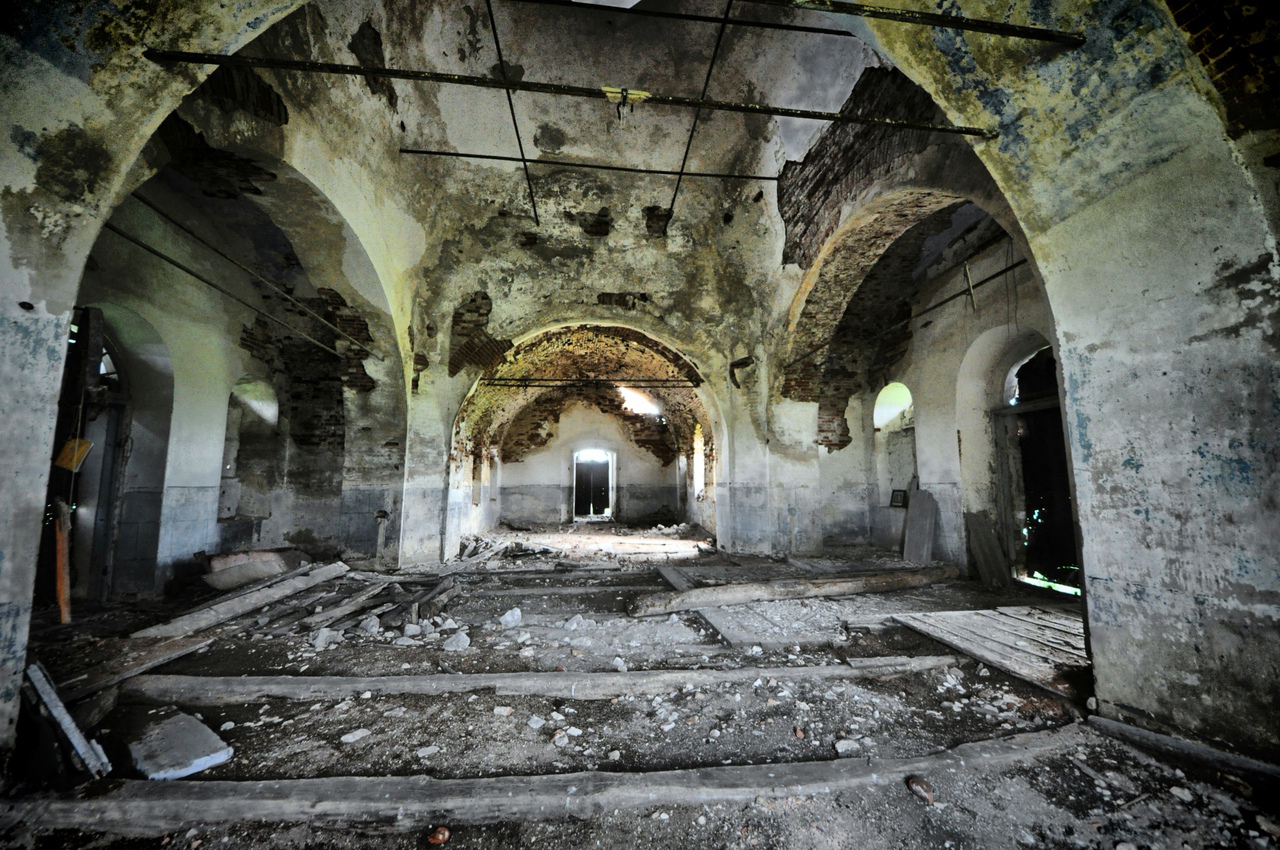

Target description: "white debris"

left=528, top=715, right=547, bottom=730
left=358, top=615, right=381, bottom=636
left=1170, top=787, right=1194, bottom=803
left=835, top=739, right=860, bottom=756
left=494, top=706, right=514, bottom=717
left=441, top=618, right=458, bottom=631
left=499, top=607, right=523, bottom=629
left=608, top=750, right=621, bottom=760
left=340, top=729, right=371, bottom=744
left=312, top=628, right=344, bottom=650
left=612, top=656, right=628, bottom=673
left=443, top=631, right=471, bottom=652
left=219, top=722, right=235, bottom=732
left=566, top=726, right=583, bottom=737
left=417, top=745, right=440, bottom=758
left=403, top=623, right=423, bottom=637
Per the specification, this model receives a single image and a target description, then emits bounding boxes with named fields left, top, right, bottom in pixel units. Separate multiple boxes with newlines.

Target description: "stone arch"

left=781, top=189, right=967, bottom=404
left=443, top=322, right=725, bottom=555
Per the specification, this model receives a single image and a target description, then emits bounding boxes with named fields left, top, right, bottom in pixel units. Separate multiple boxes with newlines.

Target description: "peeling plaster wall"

left=499, top=404, right=677, bottom=526
left=865, top=0, right=1280, bottom=758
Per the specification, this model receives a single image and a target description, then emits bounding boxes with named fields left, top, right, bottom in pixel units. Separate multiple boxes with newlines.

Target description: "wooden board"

left=632, top=566, right=960, bottom=617
left=964, top=512, right=1009, bottom=588
left=53, top=636, right=216, bottom=702
left=893, top=606, right=1088, bottom=698
left=902, top=490, right=937, bottom=565
left=298, top=581, right=389, bottom=630
left=25, top=663, right=111, bottom=778
left=121, top=656, right=957, bottom=705
left=1, top=726, right=1080, bottom=835
left=131, top=562, right=349, bottom=639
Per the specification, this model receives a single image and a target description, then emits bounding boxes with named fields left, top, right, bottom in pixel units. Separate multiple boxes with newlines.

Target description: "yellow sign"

left=54, top=438, right=93, bottom=472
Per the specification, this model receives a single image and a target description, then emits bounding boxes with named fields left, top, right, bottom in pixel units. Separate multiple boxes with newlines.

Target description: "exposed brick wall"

left=778, top=67, right=952, bottom=269
left=453, top=324, right=712, bottom=471
left=1166, top=1, right=1280, bottom=135
left=781, top=191, right=961, bottom=404
left=448, top=291, right=513, bottom=376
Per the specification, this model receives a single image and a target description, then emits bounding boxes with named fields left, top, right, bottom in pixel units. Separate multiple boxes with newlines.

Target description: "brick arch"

left=780, top=190, right=965, bottom=404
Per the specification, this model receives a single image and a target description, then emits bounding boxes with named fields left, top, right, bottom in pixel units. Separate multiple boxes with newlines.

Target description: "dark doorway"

left=573, top=450, right=612, bottom=518
left=1007, top=348, right=1079, bottom=589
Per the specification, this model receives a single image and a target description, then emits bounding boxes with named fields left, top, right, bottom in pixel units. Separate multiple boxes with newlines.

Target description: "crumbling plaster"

left=862, top=0, right=1280, bottom=758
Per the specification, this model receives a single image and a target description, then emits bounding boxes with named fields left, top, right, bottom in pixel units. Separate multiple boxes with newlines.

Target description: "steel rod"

left=102, top=222, right=346, bottom=360
left=913, top=258, right=1028, bottom=318
left=669, top=0, right=734, bottom=213
left=504, top=0, right=855, bottom=39
left=145, top=50, right=991, bottom=138
left=129, top=192, right=383, bottom=361
left=400, top=148, right=778, bottom=180
left=485, top=0, right=539, bottom=225
left=739, top=0, right=1085, bottom=45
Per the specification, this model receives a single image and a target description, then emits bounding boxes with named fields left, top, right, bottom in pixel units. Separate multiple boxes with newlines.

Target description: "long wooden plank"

left=131, top=563, right=349, bottom=639
left=893, top=612, right=1086, bottom=697
left=967, top=611, right=1088, bottom=657
left=121, top=656, right=957, bottom=705
left=964, top=512, right=1008, bottom=588
left=298, top=581, right=389, bottom=630
left=55, top=636, right=215, bottom=702
left=927, top=612, right=1086, bottom=664
left=657, top=566, right=760, bottom=646
left=2, top=726, right=1080, bottom=835
left=631, top=566, right=960, bottom=617
left=25, top=663, right=111, bottom=778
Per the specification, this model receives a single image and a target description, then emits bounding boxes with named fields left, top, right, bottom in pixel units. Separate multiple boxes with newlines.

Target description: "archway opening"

left=998, top=348, right=1080, bottom=595
left=573, top=448, right=616, bottom=520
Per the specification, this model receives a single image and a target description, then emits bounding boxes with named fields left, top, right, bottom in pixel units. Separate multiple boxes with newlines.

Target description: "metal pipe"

left=102, top=222, right=346, bottom=360
left=145, top=49, right=992, bottom=137
left=400, top=148, right=778, bottom=181
left=739, top=0, right=1085, bottom=45
left=504, top=0, right=855, bottom=39
left=130, top=192, right=383, bottom=361
left=485, top=0, right=540, bottom=225
left=913, top=258, right=1028, bottom=318
left=668, top=0, right=735, bottom=213
left=481, top=378, right=699, bottom=387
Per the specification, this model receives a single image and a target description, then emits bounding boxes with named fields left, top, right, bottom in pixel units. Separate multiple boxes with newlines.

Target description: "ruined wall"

left=867, top=0, right=1280, bottom=758
left=499, top=404, right=677, bottom=526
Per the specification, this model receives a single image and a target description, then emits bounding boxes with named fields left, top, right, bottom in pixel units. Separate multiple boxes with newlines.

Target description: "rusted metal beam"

left=504, top=0, right=855, bottom=39
left=145, top=49, right=992, bottom=138
left=668, top=0, right=735, bottom=214
left=130, top=192, right=383, bottom=361
left=103, top=223, right=346, bottom=360
left=484, top=0, right=539, bottom=225
left=740, top=0, right=1085, bottom=46
left=399, top=147, right=778, bottom=181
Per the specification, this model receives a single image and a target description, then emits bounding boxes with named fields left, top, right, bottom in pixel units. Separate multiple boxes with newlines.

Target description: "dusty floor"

left=8, top=525, right=1279, bottom=849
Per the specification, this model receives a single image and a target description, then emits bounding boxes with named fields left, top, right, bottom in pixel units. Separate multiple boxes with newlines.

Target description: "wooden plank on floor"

left=893, top=608, right=1088, bottom=698
left=55, top=636, right=216, bottom=702
left=298, top=581, right=389, bottom=630
left=1, top=725, right=1081, bottom=835
left=131, top=563, right=350, bottom=639
left=121, top=656, right=958, bottom=705
left=631, top=566, right=960, bottom=617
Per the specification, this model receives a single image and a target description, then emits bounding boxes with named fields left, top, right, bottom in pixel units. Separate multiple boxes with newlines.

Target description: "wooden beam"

left=121, top=656, right=956, bottom=705
left=630, top=566, right=961, bottom=617
left=131, top=563, right=350, bottom=639
left=24, top=663, right=110, bottom=778
left=2, top=726, right=1080, bottom=835
left=298, top=581, right=389, bottom=630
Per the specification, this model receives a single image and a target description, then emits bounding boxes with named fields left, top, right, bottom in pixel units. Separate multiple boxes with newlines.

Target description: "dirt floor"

left=7, top=525, right=1279, bottom=849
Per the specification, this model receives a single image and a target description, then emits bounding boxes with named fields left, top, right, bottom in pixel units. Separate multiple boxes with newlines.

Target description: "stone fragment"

left=358, top=615, right=380, bottom=636
left=565, top=726, right=583, bottom=737
left=1170, top=786, right=1194, bottom=803
left=417, top=745, right=440, bottom=758
left=125, top=711, right=233, bottom=780
left=499, top=607, right=522, bottom=629
left=835, top=739, right=860, bottom=756
left=494, top=706, right=514, bottom=717
left=340, top=728, right=372, bottom=744
left=528, top=715, right=546, bottom=730
left=608, top=750, right=621, bottom=760
left=443, top=631, right=471, bottom=652
left=441, top=618, right=458, bottom=630
left=312, top=628, right=344, bottom=650
left=612, top=656, right=628, bottom=673
left=403, top=623, right=423, bottom=637
left=552, top=729, right=570, bottom=747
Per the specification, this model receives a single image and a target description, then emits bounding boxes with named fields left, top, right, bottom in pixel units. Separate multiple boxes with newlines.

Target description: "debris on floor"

left=11, top=526, right=1277, bottom=850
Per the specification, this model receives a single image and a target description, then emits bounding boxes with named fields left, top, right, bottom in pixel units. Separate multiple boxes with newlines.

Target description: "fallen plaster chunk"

left=403, top=623, right=423, bottom=637
left=340, top=729, right=372, bottom=744
left=443, top=632, right=470, bottom=652
left=499, top=608, right=522, bottom=629
left=528, top=715, right=547, bottom=730
left=126, top=712, right=233, bottom=780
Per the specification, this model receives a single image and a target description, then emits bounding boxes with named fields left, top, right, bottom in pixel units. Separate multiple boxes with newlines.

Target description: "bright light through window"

left=577, top=449, right=611, bottom=463
left=618, top=387, right=660, bottom=415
